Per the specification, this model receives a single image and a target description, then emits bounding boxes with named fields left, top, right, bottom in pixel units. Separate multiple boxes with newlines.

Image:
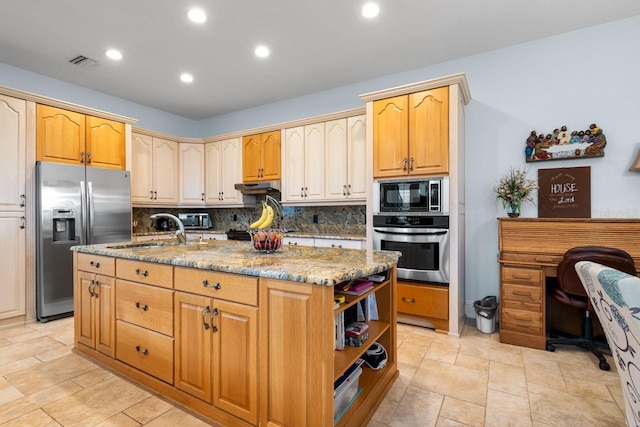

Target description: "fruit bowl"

left=248, top=229, right=283, bottom=253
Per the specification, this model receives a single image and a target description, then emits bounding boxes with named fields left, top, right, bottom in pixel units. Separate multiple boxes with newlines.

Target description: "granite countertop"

left=72, top=240, right=398, bottom=286
left=133, top=231, right=366, bottom=240
left=134, top=230, right=226, bottom=236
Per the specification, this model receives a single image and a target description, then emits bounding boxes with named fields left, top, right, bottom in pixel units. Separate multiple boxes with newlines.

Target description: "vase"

left=507, top=202, right=521, bottom=218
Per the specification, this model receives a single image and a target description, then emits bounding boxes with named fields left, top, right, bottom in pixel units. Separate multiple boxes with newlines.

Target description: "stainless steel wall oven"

left=372, top=215, right=449, bottom=285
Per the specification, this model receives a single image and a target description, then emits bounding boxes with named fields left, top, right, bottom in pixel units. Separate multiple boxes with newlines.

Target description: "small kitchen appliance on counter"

left=178, top=213, right=211, bottom=230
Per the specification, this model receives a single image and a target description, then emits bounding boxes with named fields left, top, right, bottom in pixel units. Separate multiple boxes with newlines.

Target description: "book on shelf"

left=334, top=279, right=374, bottom=296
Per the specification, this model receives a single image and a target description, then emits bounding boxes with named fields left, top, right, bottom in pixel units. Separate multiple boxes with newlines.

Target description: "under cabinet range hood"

left=234, top=181, right=281, bottom=195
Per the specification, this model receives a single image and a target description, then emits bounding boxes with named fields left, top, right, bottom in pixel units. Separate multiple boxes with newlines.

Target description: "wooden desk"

left=498, top=218, right=640, bottom=350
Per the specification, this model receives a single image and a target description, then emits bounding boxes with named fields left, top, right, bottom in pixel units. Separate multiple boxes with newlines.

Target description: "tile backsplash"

left=132, top=205, right=366, bottom=235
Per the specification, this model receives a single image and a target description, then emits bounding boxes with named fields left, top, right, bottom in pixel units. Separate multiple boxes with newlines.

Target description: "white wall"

left=2, top=15, right=640, bottom=317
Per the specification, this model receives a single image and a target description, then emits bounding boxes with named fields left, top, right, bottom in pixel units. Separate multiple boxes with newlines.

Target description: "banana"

left=250, top=202, right=268, bottom=229
left=258, top=204, right=274, bottom=229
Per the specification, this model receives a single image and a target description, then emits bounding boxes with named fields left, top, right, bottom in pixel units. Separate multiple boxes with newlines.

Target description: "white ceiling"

left=1, top=1, right=639, bottom=120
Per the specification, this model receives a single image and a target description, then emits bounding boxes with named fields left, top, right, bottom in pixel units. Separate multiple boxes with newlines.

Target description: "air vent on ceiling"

left=68, top=55, right=99, bottom=68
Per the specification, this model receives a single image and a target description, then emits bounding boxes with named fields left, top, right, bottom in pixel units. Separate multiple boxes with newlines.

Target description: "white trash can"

left=474, top=296, right=498, bottom=333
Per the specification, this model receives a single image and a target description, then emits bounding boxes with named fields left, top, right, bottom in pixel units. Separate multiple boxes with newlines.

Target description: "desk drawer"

left=502, top=283, right=542, bottom=304
left=397, top=283, right=448, bottom=320
left=501, top=308, right=543, bottom=335
left=174, top=267, right=258, bottom=306
left=77, top=253, right=115, bottom=276
left=116, top=280, right=174, bottom=336
left=502, top=266, right=542, bottom=285
left=116, top=320, right=174, bottom=384
left=117, top=259, right=173, bottom=289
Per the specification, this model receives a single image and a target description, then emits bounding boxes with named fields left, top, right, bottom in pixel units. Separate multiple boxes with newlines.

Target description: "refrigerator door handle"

left=87, top=181, right=95, bottom=243
left=80, top=181, right=87, bottom=245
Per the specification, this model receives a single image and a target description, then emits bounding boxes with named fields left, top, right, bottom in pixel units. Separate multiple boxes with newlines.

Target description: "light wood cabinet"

left=283, top=124, right=325, bottom=202
left=373, top=87, right=449, bottom=178
left=396, top=281, right=449, bottom=332
left=173, top=267, right=259, bottom=423
left=242, top=131, right=281, bottom=182
left=75, top=254, right=116, bottom=357
left=205, top=138, right=244, bottom=205
left=325, top=116, right=366, bottom=201
left=179, top=143, right=205, bottom=205
left=131, top=133, right=179, bottom=205
left=0, top=95, right=26, bottom=322
left=36, top=104, right=125, bottom=170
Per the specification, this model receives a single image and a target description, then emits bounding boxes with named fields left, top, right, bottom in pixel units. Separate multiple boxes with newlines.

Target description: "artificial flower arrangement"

left=494, top=167, right=538, bottom=217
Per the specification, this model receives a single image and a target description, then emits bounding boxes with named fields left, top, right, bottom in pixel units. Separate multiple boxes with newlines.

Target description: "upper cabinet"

left=131, top=133, right=179, bottom=205
left=179, top=143, right=205, bottom=205
left=283, top=124, right=325, bottom=202
left=373, top=87, right=448, bottom=178
left=36, top=104, right=125, bottom=170
left=324, top=115, right=366, bottom=201
left=205, top=137, right=244, bottom=205
left=242, top=131, right=281, bottom=182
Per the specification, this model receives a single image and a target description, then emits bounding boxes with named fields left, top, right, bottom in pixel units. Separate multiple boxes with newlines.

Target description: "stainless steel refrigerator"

left=36, top=162, right=132, bottom=322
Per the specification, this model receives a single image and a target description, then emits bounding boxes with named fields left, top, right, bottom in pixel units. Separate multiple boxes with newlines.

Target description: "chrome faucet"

left=149, top=213, right=186, bottom=245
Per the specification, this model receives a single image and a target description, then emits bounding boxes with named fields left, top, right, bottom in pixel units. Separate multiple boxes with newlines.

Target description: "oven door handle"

left=373, top=228, right=448, bottom=236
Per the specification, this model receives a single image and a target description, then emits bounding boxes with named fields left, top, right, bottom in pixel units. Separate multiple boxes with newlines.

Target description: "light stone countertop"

left=133, top=231, right=366, bottom=240
left=72, top=240, right=398, bottom=286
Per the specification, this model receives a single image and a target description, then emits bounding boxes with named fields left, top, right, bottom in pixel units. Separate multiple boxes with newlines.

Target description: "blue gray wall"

left=3, top=15, right=640, bottom=316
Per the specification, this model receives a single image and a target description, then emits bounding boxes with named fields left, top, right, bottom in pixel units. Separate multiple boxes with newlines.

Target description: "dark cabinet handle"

left=90, top=261, right=100, bottom=268
left=201, top=192, right=205, bottom=201
left=135, top=345, right=149, bottom=355
left=88, top=279, right=95, bottom=297
left=150, top=190, right=154, bottom=200
left=202, top=280, right=221, bottom=290
left=135, top=268, right=149, bottom=277
left=154, top=191, right=158, bottom=200
left=402, top=158, right=408, bottom=172
left=409, top=157, right=414, bottom=171
left=210, top=308, right=218, bottom=332
left=19, top=216, right=25, bottom=229
left=19, top=194, right=25, bottom=207
left=135, top=302, right=149, bottom=311
left=87, top=152, right=92, bottom=164
left=80, top=151, right=85, bottom=164
left=202, top=306, right=210, bottom=330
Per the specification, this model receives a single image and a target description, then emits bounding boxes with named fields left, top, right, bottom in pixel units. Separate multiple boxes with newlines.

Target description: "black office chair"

left=546, top=246, right=637, bottom=371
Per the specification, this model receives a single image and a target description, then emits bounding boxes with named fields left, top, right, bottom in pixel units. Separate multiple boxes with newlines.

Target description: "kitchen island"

left=72, top=239, right=399, bottom=427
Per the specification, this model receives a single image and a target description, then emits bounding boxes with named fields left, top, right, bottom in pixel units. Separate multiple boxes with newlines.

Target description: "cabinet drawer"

left=501, top=308, right=543, bottom=335
left=314, top=238, right=364, bottom=250
left=77, top=253, right=115, bottom=276
left=502, top=266, right=542, bottom=285
left=117, top=259, right=173, bottom=289
left=116, top=280, right=174, bottom=336
left=116, top=320, right=174, bottom=384
left=502, top=283, right=542, bottom=304
left=174, top=267, right=258, bottom=306
left=397, top=283, right=448, bottom=320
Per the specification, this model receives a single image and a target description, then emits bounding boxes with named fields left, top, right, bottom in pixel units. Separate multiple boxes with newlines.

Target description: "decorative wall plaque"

left=538, top=166, right=591, bottom=218
left=525, top=124, right=606, bottom=162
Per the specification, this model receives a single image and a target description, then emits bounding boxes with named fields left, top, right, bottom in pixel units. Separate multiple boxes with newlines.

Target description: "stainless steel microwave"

left=373, top=177, right=449, bottom=214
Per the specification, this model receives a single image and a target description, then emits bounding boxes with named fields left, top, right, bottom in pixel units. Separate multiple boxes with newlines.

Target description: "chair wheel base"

left=599, top=360, right=611, bottom=371
left=546, top=344, right=556, bottom=352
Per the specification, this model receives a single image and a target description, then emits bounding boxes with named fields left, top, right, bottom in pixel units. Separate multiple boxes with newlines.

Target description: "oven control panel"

left=373, top=215, right=449, bottom=228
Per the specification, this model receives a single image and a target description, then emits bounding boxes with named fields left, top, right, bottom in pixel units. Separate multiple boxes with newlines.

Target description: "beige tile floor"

left=0, top=317, right=626, bottom=426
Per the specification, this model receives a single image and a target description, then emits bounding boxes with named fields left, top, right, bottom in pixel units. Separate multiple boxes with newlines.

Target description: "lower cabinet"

left=397, top=281, right=449, bottom=332
left=116, top=319, right=174, bottom=384
left=75, top=254, right=116, bottom=357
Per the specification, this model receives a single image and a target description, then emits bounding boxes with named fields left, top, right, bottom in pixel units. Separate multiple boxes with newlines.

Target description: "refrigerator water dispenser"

left=52, top=209, right=76, bottom=242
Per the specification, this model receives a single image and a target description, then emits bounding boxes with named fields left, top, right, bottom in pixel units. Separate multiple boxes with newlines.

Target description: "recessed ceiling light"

left=255, top=45, right=270, bottom=58
left=180, top=73, right=194, bottom=83
left=105, top=49, right=123, bottom=60
left=361, top=2, right=380, bottom=18
left=187, top=8, right=207, bottom=24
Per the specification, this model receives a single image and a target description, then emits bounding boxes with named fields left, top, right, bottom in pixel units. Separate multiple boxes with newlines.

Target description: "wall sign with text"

left=537, top=166, right=591, bottom=218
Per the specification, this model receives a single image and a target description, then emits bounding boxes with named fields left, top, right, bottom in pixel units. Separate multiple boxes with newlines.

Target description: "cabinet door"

left=174, top=292, right=213, bottom=403
left=283, top=127, right=305, bottom=202
left=373, top=96, right=409, bottom=178
left=324, top=119, right=348, bottom=200
left=0, top=95, right=26, bottom=212
left=409, top=87, right=449, bottom=176
left=77, top=270, right=96, bottom=348
left=242, top=134, right=262, bottom=182
left=131, top=133, right=154, bottom=203
left=153, top=138, right=179, bottom=203
left=95, top=275, right=116, bottom=357
left=36, top=104, right=86, bottom=166
left=85, top=116, right=125, bottom=170
left=179, top=143, right=205, bottom=204
left=213, top=300, right=258, bottom=424
left=303, top=124, right=325, bottom=200
left=205, top=142, right=222, bottom=203
left=220, top=138, right=243, bottom=204
left=347, top=115, right=367, bottom=199
left=260, top=131, right=281, bottom=181
left=0, top=213, right=25, bottom=320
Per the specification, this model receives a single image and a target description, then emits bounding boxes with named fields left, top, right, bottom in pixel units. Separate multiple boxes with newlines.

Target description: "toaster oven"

left=178, top=213, right=211, bottom=229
